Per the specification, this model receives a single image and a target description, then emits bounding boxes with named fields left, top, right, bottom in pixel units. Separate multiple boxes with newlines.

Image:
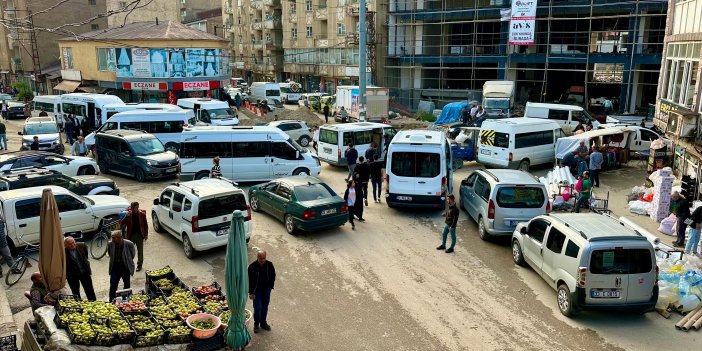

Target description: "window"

left=527, top=219, right=549, bottom=243
left=564, top=240, right=580, bottom=258
left=291, top=28, right=298, bottom=39
left=62, top=103, right=86, bottom=117
left=91, top=24, right=99, bottom=30
left=62, top=48, right=73, bottom=69
left=89, top=0, right=96, bottom=4
left=306, top=26, right=313, bottom=38
left=496, top=186, right=545, bottom=208
left=514, top=130, right=554, bottom=149
left=18, top=156, right=44, bottom=168
left=171, top=192, right=185, bottom=212
left=233, top=142, right=268, bottom=157
left=96, top=48, right=116, bottom=71
left=276, top=184, right=292, bottom=200
left=180, top=142, right=232, bottom=158
left=337, top=23, right=346, bottom=35
left=198, top=193, right=248, bottom=220
left=290, top=3, right=296, bottom=14
left=183, top=199, right=192, bottom=212
left=391, top=152, right=438, bottom=178
left=305, top=0, right=312, bottom=11
left=480, top=131, right=509, bottom=148
left=547, top=109, right=569, bottom=120
left=264, top=182, right=279, bottom=193
left=118, top=1, right=127, bottom=7
left=15, top=198, right=41, bottom=220
left=160, top=191, right=173, bottom=208
left=272, top=142, right=298, bottom=160
left=546, top=228, right=567, bottom=253
left=55, top=195, right=85, bottom=212
left=353, top=130, right=372, bottom=145
left=294, top=183, right=334, bottom=201
left=473, top=176, right=491, bottom=201
left=640, top=129, right=659, bottom=141
left=319, top=129, right=338, bottom=144
left=590, top=249, right=653, bottom=274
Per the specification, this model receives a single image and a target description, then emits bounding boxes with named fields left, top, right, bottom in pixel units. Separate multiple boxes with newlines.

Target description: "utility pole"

left=359, top=0, right=367, bottom=121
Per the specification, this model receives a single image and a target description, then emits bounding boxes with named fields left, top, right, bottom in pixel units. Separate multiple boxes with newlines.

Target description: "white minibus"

left=249, top=82, right=281, bottom=105
left=178, top=126, right=321, bottom=182
left=385, top=130, right=453, bottom=209
left=317, top=122, right=397, bottom=166
left=60, top=93, right=124, bottom=129
left=279, top=81, right=303, bottom=104
left=31, top=95, right=63, bottom=125
left=524, top=102, right=600, bottom=135
left=176, top=98, right=239, bottom=126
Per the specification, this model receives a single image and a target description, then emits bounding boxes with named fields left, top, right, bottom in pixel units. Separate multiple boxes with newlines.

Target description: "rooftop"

left=59, top=21, right=227, bottom=42
left=480, top=169, right=540, bottom=184
left=549, top=213, right=646, bottom=241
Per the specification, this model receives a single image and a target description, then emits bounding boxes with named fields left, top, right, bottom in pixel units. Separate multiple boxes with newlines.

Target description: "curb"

left=0, top=282, right=18, bottom=336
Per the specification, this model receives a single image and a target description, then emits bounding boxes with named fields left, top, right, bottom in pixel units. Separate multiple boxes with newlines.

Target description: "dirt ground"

left=237, top=105, right=324, bottom=128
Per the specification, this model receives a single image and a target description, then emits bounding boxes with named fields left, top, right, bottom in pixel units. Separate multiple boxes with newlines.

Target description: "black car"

left=0, top=168, right=119, bottom=195
left=7, top=103, right=26, bottom=119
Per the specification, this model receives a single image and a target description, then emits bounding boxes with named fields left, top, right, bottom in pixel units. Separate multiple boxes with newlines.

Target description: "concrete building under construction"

left=385, top=0, right=667, bottom=112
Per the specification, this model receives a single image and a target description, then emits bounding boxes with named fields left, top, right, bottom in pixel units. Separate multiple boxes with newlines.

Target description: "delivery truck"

left=482, top=80, right=515, bottom=117
left=334, top=85, right=389, bottom=122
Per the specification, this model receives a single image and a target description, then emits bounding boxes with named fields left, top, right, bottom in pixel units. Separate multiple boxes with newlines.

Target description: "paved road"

left=1, top=115, right=699, bottom=350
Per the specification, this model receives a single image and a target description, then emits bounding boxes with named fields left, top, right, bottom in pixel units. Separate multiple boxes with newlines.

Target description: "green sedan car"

left=249, top=176, right=348, bottom=234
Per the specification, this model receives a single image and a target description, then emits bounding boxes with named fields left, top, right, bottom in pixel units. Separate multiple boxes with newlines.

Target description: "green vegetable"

left=191, top=319, right=215, bottom=330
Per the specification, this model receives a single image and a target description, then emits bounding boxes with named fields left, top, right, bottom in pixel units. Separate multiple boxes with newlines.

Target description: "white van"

left=60, top=93, right=125, bottom=130
left=477, top=118, right=565, bottom=171
left=317, top=122, right=397, bottom=166
left=524, top=102, right=600, bottom=135
left=178, top=126, right=321, bottom=182
left=249, top=82, right=281, bottom=105
left=279, top=81, right=303, bottom=104
left=103, top=103, right=182, bottom=122
left=385, top=130, right=453, bottom=209
left=86, top=110, right=196, bottom=152
left=176, top=98, right=239, bottom=126
left=31, top=95, right=63, bottom=125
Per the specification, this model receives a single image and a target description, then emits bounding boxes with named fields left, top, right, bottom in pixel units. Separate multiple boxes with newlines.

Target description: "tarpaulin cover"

left=434, top=101, right=471, bottom=125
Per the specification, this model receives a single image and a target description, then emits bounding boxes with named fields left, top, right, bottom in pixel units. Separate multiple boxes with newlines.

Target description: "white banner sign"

left=508, top=0, right=537, bottom=45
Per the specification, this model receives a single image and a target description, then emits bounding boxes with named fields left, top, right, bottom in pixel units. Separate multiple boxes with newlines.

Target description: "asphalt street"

left=1, top=112, right=700, bottom=350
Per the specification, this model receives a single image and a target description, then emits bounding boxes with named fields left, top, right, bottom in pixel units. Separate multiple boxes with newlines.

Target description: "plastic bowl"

left=186, top=313, right=221, bottom=339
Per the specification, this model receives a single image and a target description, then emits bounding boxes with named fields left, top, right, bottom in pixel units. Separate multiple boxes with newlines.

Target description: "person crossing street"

left=248, top=250, right=276, bottom=333
left=120, top=202, right=148, bottom=272
left=437, top=195, right=459, bottom=253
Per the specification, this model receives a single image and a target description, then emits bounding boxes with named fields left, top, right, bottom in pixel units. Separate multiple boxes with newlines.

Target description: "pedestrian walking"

left=312, top=126, right=319, bottom=152
left=0, top=119, right=7, bottom=150
left=64, top=237, right=96, bottom=301
left=71, top=136, right=88, bottom=156
left=1, top=100, right=7, bottom=121
left=0, top=216, right=16, bottom=278
left=303, top=97, right=309, bottom=109
left=248, top=250, right=276, bottom=333
left=671, top=191, right=690, bottom=247
left=64, top=115, right=75, bottom=145
left=30, top=136, right=39, bottom=150
left=588, top=146, right=603, bottom=187
left=461, top=105, right=470, bottom=125
left=235, top=93, right=241, bottom=109
left=574, top=171, right=592, bottom=213
left=353, top=179, right=365, bottom=221
left=369, top=154, right=385, bottom=203
left=340, top=106, right=348, bottom=123
left=604, top=97, right=613, bottom=114
left=686, top=205, right=702, bottom=255
left=120, top=202, right=148, bottom=272
left=74, top=115, right=82, bottom=139
left=323, top=104, right=330, bottom=123
left=436, top=194, right=459, bottom=253
left=353, top=156, right=370, bottom=206
left=210, top=156, right=222, bottom=178
left=344, top=180, right=357, bottom=229
left=365, top=142, right=376, bottom=162
left=107, top=231, right=136, bottom=301
left=23, top=104, right=30, bottom=118
left=344, top=143, right=358, bottom=181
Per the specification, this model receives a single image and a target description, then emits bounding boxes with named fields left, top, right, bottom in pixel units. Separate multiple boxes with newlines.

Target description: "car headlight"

left=146, top=160, right=154, bottom=166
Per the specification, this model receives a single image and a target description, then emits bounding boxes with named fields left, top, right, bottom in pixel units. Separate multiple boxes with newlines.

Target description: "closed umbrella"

left=39, top=189, right=66, bottom=296
left=224, top=210, right=251, bottom=350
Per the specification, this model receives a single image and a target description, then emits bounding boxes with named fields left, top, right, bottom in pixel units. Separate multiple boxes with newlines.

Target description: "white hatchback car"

left=267, top=120, right=313, bottom=147
left=0, top=151, right=99, bottom=176
left=151, top=178, right=252, bottom=258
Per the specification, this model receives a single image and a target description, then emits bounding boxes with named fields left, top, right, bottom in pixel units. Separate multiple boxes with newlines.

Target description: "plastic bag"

left=677, top=294, right=702, bottom=313
left=658, top=214, right=677, bottom=236
left=628, top=200, right=651, bottom=215
left=640, top=193, right=654, bottom=202
left=562, top=187, right=571, bottom=202
left=575, top=178, right=583, bottom=192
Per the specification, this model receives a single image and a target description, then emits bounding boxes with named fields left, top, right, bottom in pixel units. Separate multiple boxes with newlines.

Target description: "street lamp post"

left=359, top=0, right=367, bottom=121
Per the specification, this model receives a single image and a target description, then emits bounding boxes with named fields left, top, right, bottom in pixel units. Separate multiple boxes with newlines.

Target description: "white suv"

left=267, top=120, right=313, bottom=147
left=151, top=178, right=252, bottom=258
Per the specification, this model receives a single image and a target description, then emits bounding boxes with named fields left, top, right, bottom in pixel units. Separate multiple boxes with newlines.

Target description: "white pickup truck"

left=0, top=185, right=129, bottom=250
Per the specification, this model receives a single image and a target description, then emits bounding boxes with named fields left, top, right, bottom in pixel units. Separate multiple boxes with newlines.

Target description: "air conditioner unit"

left=667, top=110, right=697, bottom=138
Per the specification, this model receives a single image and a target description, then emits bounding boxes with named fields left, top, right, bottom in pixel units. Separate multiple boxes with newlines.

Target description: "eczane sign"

left=183, top=81, right=210, bottom=91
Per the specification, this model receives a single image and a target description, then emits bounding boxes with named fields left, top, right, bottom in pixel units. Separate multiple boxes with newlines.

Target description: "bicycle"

left=5, top=231, right=84, bottom=286
left=90, top=217, right=120, bottom=260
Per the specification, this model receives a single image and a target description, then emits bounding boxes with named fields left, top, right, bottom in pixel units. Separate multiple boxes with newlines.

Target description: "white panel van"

left=60, top=93, right=124, bottom=129
left=178, top=126, right=321, bottom=182
left=317, top=122, right=397, bottom=166
left=31, top=95, right=63, bottom=125
left=524, top=102, right=600, bottom=135
left=249, top=82, right=282, bottom=105
left=385, top=130, right=452, bottom=209
left=477, top=118, right=565, bottom=171
left=176, top=98, right=239, bottom=126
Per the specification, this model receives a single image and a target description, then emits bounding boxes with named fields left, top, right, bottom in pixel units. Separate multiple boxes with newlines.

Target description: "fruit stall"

left=22, top=266, right=251, bottom=351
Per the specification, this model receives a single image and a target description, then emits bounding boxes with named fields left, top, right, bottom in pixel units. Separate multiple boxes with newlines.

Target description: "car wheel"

left=98, top=161, right=109, bottom=174
left=298, top=136, right=310, bottom=147
left=152, top=212, right=164, bottom=233
left=478, top=217, right=490, bottom=241
left=250, top=195, right=261, bottom=212
left=284, top=214, right=297, bottom=235
left=557, top=284, right=576, bottom=317
left=56, top=144, right=65, bottom=155
left=518, top=159, right=530, bottom=172
left=292, top=168, right=310, bottom=176
left=135, top=168, right=146, bottom=182
left=78, top=165, right=95, bottom=175
left=512, top=240, right=526, bottom=267
left=195, top=171, right=210, bottom=180
left=182, top=234, right=195, bottom=259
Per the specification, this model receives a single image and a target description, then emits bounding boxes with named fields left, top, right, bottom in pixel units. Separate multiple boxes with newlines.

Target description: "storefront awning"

left=53, top=80, right=80, bottom=92
left=45, top=72, right=61, bottom=80
left=78, top=86, right=107, bottom=94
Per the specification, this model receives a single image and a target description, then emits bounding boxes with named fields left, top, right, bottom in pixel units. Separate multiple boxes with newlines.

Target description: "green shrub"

left=415, top=111, right=436, bottom=122
left=12, top=81, right=33, bottom=102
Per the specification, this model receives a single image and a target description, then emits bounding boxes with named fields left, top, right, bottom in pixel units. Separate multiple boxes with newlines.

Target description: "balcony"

left=253, top=42, right=263, bottom=50
left=224, top=6, right=233, bottom=14
left=251, top=0, right=262, bottom=10
left=252, top=21, right=262, bottom=30
left=314, top=9, right=327, bottom=20
left=266, top=40, right=283, bottom=50
left=345, top=3, right=359, bottom=16
left=265, top=18, right=281, bottom=30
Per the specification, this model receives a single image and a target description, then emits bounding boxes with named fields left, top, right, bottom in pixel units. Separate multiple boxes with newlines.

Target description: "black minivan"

left=95, top=129, right=179, bottom=182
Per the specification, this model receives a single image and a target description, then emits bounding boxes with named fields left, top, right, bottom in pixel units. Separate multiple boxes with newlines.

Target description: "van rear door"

left=413, top=149, right=443, bottom=197
left=585, top=246, right=655, bottom=305
left=318, top=128, right=340, bottom=164
left=388, top=146, right=416, bottom=197
left=477, top=128, right=510, bottom=168
left=493, top=185, right=548, bottom=233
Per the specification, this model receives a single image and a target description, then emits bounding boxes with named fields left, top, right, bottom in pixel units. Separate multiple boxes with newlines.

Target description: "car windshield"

left=391, top=152, right=440, bottom=178
left=287, top=138, right=307, bottom=153
left=198, top=193, right=247, bottom=220
left=130, top=138, right=165, bottom=156
left=206, top=108, right=234, bottom=119
left=294, top=183, right=334, bottom=202
left=484, top=99, right=510, bottom=110
left=590, top=249, right=652, bottom=274
left=496, top=186, right=545, bottom=208
left=266, top=89, right=280, bottom=97
left=24, top=124, right=58, bottom=135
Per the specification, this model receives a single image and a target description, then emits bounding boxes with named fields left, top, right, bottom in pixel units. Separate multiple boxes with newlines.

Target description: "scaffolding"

left=385, top=0, right=667, bottom=113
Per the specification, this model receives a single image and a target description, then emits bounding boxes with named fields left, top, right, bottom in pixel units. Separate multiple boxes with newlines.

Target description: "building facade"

left=654, top=0, right=702, bottom=197
left=57, top=21, right=228, bottom=103
left=386, top=0, right=667, bottom=111
left=106, top=0, right=180, bottom=27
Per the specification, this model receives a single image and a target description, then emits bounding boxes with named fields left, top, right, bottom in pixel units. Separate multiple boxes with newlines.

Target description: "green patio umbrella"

left=224, top=210, right=251, bottom=350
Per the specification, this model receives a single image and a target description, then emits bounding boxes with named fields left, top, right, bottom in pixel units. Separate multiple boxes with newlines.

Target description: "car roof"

left=392, top=130, right=445, bottom=145
left=478, top=169, right=540, bottom=184
left=321, top=122, right=389, bottom=131
left=546, top=213, right=649, bottom=243
left=25, top=117, right=55, bottom=124
left=0, top=151, right=56, bottom=162
left=274, top=175, right=323, bottom=187
left=482, top=118, right=561, bottom=127
left=172, top=178, right=243, bottom=198
left=100, top=129, right=152, bottom=139
left=268, top=120, right=306, bottom=126
left=0, top=167, right=60, bottom=180
left=182, top=126, right=281, bottom=134
left=526, top=102, right=584, bottom=111
left=0, top=185, right=70, bottom=200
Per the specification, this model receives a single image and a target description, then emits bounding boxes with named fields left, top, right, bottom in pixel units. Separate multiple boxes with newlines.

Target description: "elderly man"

left=64, top=237, right=96, bottom=301
left=107, top=231, right=136, bottom=301
left=248, top=250, right=276, bottom=333
left=671, top=192, right=690, bottom=247
left=29, top=272, right=49, bottom=311
left=120, top=202, right=148, bottom=272
left=71, top=136, right=88, bottom=156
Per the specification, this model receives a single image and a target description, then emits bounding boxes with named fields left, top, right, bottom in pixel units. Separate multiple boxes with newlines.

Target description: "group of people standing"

left=460, top=104, right=486, bottom=125
left=561, top=141, right=604, bottom=213
left=62, top=114, right=90, bottom=146
left=343, top=142, right=385, bottom=230
left=670, top=192, right=702, bottom=255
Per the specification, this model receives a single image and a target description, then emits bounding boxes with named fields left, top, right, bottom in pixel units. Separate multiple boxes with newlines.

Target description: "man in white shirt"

left=469, top=104, right=478, bottom=119
left=312, top=126, right=320, bottom=152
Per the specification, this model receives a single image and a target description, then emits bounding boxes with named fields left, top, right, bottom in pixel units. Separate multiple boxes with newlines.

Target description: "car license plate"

left=321, top=208, right=337, bottom=216
left=216, top=227, right=229, bottom=236
left=506, top=220, right=519, bottom=227
left=323, top=147, right=332, bottom=154
left=166, top=167, right=177, bottom=173
left=397, top=196, right=412, bottom=201
left=480, top=149, right=491, bottom=155
left=591, top=289, right=620, bottom=298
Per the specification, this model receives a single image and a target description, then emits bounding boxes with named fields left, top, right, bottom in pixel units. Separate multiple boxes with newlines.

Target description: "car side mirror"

left=153, top=198, right=159, bottom=206
left=82, top=202, right=88, bottom=209
left=521, top=227, right=528, bottom=235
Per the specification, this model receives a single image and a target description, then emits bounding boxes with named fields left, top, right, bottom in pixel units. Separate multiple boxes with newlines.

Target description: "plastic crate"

left=0, top=335, right=18, bottom=351
left=53, top=310, right=86, bottom=329
left=91, top=324, right=115, bottom=347
left=163, top=322, right=191, bottom=345
left=66, top=324, right=95, bottom=346
left=132, top=323, right=165, bottom=348
left=108, top=319, right=136, bottom=345
left=145, top=266, right=175, bottom=282
left=192, top=282, right=222, bottom=299
left=55, top=295, right=82, bottom=314
left=160, top=278, right=190, bottom=297
left=150, top=305, right=178, bottom=321
left=190, top=331, right=224, bottom=351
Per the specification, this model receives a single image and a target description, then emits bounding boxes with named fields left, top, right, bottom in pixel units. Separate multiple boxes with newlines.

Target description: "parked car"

left=266, top=120, right=313, bottom=147
left=95, top=129, right=180, bottom=182
left=151, top=178, right=252, bottom=258
left=318, top=95, right=336, bottom=114
left=248, top=175, right=348, bottom=235
left=0, top=151, right=98, bottom=176
left=0, top=168, right=119, bottom=195
left=459, top=169, right=549, bottom=240
left=6, top=101, right=27, bottom=119
left=0, top=185, right=129, bottom=249
left=511, top=213, right=658, bottom=316
left=19, top=117, right=64, bottom=154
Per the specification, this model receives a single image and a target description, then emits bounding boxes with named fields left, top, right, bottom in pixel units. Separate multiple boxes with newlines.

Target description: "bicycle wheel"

left=5, top=256, right=28, bottom=287
left=90, top=232, right=109, bottom=260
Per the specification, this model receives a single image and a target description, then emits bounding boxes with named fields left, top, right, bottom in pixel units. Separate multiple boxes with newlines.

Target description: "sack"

left=658, top=214, right=676, bottom=236
left=575, top=178, right=583, bottom=192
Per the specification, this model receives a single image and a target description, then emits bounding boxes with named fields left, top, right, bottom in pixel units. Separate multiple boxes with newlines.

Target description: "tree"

left=12, top=81, right=33, bottom=102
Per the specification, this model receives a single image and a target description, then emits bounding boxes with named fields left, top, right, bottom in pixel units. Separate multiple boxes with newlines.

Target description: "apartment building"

left=106, top=0, right=180, bottom=27
left=653, top=0, right=702, bottom=198
left=386, top=0, right=667, bottom=112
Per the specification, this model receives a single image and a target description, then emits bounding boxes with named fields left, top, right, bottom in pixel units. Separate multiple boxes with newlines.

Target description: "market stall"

left=555, top=127, right=638, bottom=168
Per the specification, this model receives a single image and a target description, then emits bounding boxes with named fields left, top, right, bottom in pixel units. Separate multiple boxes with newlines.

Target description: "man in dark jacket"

left=248, top=250, right=276, bottom=333
left=107, top=231, right=136, bottom=301
left=344, top=144, right=358, bottom=182
left=353, top=156, right=371, bottom=206
left=120, top=202, right=148, bottom=271
left=672, top=192, right=690, bottom=247
left=437, top=194, right=459, bottom=253
left=64, top=237, right=96, bottom=301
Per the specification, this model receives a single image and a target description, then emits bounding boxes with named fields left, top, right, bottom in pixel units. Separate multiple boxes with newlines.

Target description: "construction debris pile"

left=657, top=253, right=702, bottom=331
